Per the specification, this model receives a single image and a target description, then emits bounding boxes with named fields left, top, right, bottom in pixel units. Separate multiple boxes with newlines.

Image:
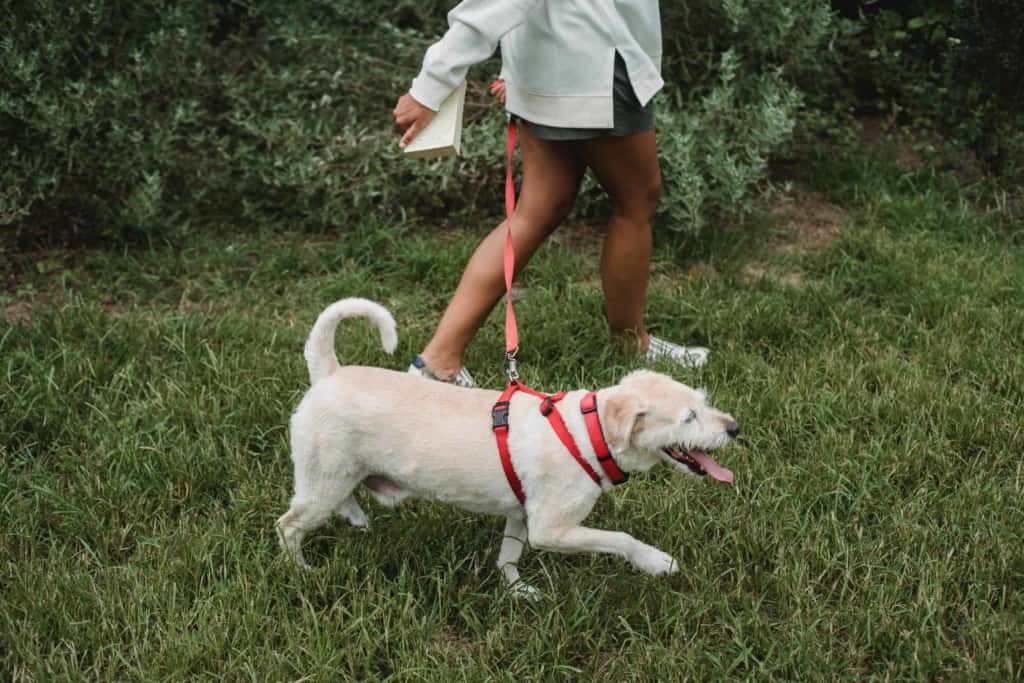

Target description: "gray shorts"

left=515, top=53, right=655, bottom=141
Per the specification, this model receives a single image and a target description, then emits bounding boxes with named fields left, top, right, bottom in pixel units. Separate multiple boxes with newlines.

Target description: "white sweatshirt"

left=410, top=0, right=663, bottom=129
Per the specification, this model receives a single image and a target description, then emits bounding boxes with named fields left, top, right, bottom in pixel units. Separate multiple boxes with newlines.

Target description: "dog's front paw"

left=633, top=548, right=679, bottom=577
left=509, top=581, right=541, bottom=601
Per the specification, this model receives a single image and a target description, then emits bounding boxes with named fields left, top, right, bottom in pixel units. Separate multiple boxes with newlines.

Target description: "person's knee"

left=613, top=173, right=661, bottom=223
left=647, top=172, right=663, bottom=210
left=641, top=172, right=663, bottom=216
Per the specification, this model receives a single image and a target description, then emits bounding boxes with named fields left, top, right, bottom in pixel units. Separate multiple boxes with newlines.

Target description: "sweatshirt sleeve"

left=409, top=0, right=543, bottom=111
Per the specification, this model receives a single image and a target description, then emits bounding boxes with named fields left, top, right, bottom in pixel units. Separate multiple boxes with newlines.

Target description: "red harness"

left=490, top=120, right=629, bottom=505
left=491, top=383, right=628, bottom=505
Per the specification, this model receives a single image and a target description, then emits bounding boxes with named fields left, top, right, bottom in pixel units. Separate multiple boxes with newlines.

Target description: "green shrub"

left=647, top=55, right=801, bottom=233
left=639, top=0, right=834, bottom=232
left=1, top=2, right=212, bottom=238
left=946, top=0, right=1024, bottom=182
left=0, top=1, right=436, bottom=241
left=2, top=1, right=838, bottom=243
left=829, top=0, right=1024, bottom=184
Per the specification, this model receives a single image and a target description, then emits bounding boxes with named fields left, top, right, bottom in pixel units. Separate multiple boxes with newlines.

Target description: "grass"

left=2, top=148, right=1023, bottom=680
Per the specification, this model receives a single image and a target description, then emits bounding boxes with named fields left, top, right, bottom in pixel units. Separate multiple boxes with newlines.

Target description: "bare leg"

left=418, top=126, right=586, bottom=378
left=528, top=523, right=678, bottom=577
left=578, top=129, right=662, bottom=351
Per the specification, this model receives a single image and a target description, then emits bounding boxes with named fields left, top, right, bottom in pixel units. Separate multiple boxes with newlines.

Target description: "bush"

left=1, top=1, right=838, bottom=244
left=0, top=1, right=436, bottom=241
left=1, top=2, right=214, bottom=238
left=638, top=0, right=834, bottom=232
left=946, top=0, right=1024, bottom=182
left=828, top=0, right=1024, bottom=183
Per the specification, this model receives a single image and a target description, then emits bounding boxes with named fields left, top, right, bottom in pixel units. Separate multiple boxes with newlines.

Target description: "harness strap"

left=539, top=395, right=603, bottom=488
left=581, top=391, right=629, bottom=485
left=492, top=383, right=525, bottom=505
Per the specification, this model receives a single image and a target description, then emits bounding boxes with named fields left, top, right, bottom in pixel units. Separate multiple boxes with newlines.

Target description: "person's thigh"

left=514, top=124, right=587, bottom=238
left=577, top=129, right=661, bottom=218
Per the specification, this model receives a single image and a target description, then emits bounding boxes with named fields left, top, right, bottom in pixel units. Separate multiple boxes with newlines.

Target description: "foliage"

left=0, top=1, right=438, bottom=240
left=652, top=56, right=801, bottom=232
left=593, top=0, right=834, bottom=233
left=944, top=0, right=1024, bottom=181
left=830, top=0, right=1024, bottom=183
left=1, top=0, right=838, bottom=243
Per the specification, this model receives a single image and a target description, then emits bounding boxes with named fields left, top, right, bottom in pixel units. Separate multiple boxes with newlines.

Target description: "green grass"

left=3, top=149, right=1023, bottom=680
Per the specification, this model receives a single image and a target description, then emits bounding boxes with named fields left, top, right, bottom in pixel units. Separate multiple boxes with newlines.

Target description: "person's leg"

left=577, top=129, right=661, bottom=350
left=418, top=126, right=586, bottom=378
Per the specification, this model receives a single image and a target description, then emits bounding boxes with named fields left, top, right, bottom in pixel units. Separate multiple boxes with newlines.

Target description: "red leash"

left=490, top=121, right=628, bottom=505
left=503, top=120, right=520, bottom=375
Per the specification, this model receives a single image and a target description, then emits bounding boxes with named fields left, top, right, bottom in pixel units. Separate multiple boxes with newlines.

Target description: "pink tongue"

left=691, top=450, right=734, bottom=484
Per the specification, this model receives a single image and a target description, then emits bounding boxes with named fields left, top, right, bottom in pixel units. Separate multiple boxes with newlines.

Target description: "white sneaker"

left=644, top=335, right=709, bottom=369
left=408, top=355, right=476, bottom=388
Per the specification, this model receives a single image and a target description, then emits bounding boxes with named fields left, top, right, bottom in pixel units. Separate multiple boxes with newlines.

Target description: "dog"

left=277, top=298, right=739, bottom=595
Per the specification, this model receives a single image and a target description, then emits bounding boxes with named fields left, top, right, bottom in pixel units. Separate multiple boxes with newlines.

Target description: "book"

left=403, top=80, right=467, bottom=159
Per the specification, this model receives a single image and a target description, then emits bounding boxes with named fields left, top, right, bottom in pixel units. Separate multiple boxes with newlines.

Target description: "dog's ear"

left=601, top=389, right=649, bottom=453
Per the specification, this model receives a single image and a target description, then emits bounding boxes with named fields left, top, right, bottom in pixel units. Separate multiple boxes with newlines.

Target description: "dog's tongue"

left=691, top=450, right=734, bottom=484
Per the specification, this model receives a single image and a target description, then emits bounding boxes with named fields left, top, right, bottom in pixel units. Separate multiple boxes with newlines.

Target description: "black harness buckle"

left=492, top=400, right=510, bottom=430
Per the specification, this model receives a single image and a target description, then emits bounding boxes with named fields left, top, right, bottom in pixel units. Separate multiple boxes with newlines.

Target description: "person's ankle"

left=610, top=328, right=649, bottom=354
left=418, top=348, right=463, bottom=381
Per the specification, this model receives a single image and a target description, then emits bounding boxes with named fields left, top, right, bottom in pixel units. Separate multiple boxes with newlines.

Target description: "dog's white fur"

left=277, top=298, right=738, bottom=594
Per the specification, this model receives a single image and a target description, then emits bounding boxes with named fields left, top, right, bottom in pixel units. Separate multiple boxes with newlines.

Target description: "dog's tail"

left=304, top=298, right=398, bottom=384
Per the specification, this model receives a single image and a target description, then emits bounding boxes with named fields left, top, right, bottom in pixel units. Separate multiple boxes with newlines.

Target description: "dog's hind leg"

left=335, top=496, right=369, bottom=530
left=497, top=516, right=537, bottom=599
left=277, top=476, right=363, bottom=567
left=277, top=497, right=329, bottom=568
left=277, top=433, right=362, bottom=566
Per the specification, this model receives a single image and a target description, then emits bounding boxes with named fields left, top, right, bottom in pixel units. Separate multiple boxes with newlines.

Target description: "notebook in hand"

left=403, top=81, right=467, bottom=160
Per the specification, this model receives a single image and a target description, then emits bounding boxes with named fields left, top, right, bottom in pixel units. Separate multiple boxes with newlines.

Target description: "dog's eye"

left=684, top=409, right=697, bottom=423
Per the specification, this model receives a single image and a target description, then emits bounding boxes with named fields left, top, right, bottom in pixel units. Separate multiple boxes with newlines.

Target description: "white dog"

left=277, top=298, right=739, bottom=595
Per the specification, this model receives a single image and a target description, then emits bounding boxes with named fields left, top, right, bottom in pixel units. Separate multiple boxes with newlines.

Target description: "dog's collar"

left=492, top=383, right=628, bottom=505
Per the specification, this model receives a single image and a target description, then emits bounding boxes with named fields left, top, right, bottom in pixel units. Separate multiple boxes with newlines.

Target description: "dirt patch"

left=740, top=263, right=805, bottom=287
left=3, top=300, right=35, bottom=324
left=768, top=189, right=847, bottom=255
left=547, top=220, right=603, bottom=254
left=857, top=115, right=991, bottom=184
left=737, top=185, right=848, bottom=287
left=859, top=116, right=925, bottom=172
left=685, top=262, right=719, bottom=280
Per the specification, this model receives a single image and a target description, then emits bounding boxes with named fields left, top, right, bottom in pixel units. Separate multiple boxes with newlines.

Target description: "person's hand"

left=489, top=79, right=507, bottom=105
left=393, top=93, right=435, bottom=148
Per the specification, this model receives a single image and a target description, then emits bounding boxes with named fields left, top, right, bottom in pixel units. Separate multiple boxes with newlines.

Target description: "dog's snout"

left=726, top=421, right=740, bottom=439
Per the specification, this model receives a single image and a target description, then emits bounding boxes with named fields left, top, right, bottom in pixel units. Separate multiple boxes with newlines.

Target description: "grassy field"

left=2, top=147, right=1023, bottom=680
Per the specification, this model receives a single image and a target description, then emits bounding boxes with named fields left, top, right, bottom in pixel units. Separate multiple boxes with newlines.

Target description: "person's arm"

left=411, top=0, right=542, bottom=110
left=395, top=0, right=542, bottom=146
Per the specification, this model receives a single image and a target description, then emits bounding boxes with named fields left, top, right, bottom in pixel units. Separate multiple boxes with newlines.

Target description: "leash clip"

left=506, top=349, right=519, bottom=382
